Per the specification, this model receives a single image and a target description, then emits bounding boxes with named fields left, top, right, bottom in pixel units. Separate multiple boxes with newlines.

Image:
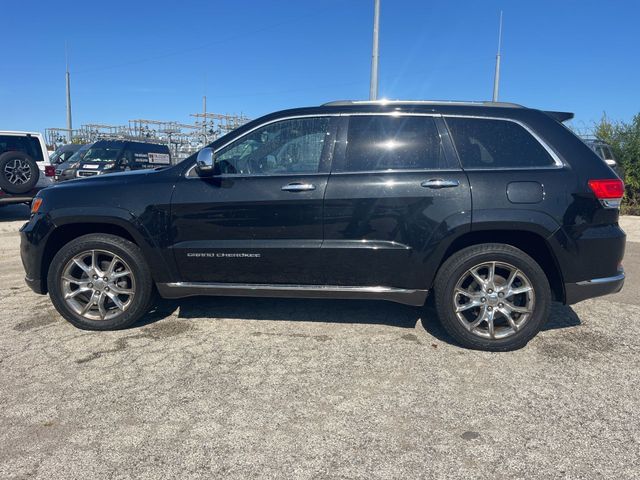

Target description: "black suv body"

left=20, top=101, right=626, bottom=350
left=75, top=140, right=171, bottom=178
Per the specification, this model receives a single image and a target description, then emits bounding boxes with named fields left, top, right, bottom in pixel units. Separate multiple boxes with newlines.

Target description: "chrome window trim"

left=185, top=111, right=565, bottom=178
left=443, top=114, right=565, bottom=169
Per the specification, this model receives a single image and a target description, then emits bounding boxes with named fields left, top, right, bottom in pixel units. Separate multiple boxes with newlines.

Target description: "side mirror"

left=196, top=147, right=215, bottom=177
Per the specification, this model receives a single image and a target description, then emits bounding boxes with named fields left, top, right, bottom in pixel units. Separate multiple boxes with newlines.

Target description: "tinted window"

left=215, top=117, right=331, bottom=175
left=341, top=116, right=449, bottom=172
left=0, top=135, right=44, bottom=162
left=446, top=117, right=555, bottom=169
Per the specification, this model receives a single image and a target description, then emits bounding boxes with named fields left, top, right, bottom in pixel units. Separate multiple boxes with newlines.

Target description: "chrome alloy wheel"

left=453, top=261, right=535, bottom=340
left=61, top=250, right=135, bottom=321
left=4, top=158, right=32, bottom=184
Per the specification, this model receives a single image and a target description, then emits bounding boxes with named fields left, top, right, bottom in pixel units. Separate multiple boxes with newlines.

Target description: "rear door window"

left=446, top=117, right=555, bottom=169
left=339, top=115, right=451, bottom=172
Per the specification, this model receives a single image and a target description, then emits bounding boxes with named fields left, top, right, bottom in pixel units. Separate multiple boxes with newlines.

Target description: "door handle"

left=420, top=179, right=460, bottom=189
left=281, top=183, right=316, bottom=192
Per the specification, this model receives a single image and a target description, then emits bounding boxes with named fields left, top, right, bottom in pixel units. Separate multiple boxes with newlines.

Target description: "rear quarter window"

left=446, top=117, right=555, bottom=169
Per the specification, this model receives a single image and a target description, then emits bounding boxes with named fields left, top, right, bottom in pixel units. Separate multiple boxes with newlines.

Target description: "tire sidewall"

left=435, top=245, right=551, bottom=351
left=47, top=234, right=153, bottom=330
left=0, top=152, right=39, bottom=194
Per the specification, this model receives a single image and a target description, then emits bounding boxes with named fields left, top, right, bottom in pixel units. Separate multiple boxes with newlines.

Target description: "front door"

left=322, top=114, right=471, bottom=289
left=170, top=116, right=337, bottom=284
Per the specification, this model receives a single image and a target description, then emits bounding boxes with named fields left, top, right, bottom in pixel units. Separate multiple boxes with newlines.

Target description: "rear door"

left=170, top=115, right=338, bottom=284
left=321, top=114, right=471, bottom=289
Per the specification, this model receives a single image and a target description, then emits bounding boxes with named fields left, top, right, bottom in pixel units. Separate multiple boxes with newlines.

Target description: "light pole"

left=492, top=11, right=503, bottom=102
left=65, top=42, right=73, bottom=141
left=369, top=0, right=380, bottom=100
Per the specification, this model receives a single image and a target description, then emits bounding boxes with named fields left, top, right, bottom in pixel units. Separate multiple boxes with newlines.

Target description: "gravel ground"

left=1, top=204, right=638, bottom=479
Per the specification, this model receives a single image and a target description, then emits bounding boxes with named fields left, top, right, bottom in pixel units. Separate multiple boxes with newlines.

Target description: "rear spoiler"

left=544, top=111, right=574, bottom=122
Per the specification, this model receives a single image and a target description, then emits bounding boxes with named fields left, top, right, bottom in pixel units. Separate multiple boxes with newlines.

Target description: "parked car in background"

left=0, top=131, right=54, bottom=205
left=584, top=138, right=623, bottom=177
left=55, top=143, right=92, bottom=182
left=49, top=143, right=83, bottom=166
left=75, top=140, right=171, bottom=178
left=21, top=100, right=626, bottom=351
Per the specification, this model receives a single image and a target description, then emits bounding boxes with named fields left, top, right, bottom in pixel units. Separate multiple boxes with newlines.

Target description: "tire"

left=434, top=243, right=551, bottom=351
left=47, top=234, right=155, bottom=330
left=0, top=152, right=39, bottom=194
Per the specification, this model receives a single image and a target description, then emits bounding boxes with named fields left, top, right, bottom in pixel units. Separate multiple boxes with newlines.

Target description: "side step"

left=156, top=282, right=428, bottom=306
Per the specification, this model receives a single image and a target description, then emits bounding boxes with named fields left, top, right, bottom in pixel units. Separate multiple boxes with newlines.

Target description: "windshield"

left=49, top=150, right=62, bottom=163
left=83, top=147, right=121, bottom=162
left=67, top=147, right=89, bottom=164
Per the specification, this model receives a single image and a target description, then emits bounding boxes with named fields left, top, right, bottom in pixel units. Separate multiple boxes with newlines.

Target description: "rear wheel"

left=0, top=152, right=39, bottom=194
left=47, top=234, right=154, bottom=330
left=434, top=243, right=551, bottom=351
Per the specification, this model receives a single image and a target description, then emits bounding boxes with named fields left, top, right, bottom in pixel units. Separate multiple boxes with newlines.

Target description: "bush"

left=595, top=114, right=640, bottom=212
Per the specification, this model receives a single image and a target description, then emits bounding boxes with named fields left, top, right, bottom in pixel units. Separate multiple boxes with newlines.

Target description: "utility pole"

left=492, top=11, right=503, bottom=102
left=65, top=42, right=73, bottom=141
left=369, top=0, right=380, bottom=100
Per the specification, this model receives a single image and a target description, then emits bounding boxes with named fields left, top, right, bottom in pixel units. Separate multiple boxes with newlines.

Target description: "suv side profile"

left=20, top=101, right=626, bottom=351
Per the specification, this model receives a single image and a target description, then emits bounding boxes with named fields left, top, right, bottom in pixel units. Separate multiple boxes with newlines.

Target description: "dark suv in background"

left=20, top=100, right=626, bottom=351
left=75, top=140, right=171, bottom=178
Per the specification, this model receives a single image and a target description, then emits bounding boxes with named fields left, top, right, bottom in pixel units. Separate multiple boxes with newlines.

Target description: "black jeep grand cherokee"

left=20, top=101, right=626, bottom=351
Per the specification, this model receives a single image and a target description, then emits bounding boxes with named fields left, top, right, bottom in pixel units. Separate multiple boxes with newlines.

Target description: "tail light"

left=588, top=179, right=624, bottom=208
left=44, top=165, right=56, bottom=177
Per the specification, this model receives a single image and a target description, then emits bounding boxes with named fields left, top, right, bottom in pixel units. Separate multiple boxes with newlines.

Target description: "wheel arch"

left=40, top=213, right=171, bottom=294
left=434, top=228, right=565, bottom=303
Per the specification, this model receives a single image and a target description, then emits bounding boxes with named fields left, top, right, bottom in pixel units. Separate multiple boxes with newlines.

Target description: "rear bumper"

left=564, top=270, right=625, bottom=305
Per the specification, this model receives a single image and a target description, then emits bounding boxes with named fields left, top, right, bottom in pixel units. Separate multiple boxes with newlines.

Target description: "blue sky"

left=1, top=0, right=638, bottom=135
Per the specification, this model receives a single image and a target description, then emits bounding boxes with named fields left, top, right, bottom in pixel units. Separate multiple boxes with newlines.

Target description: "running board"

left=156, top=282, right=428, bottom=306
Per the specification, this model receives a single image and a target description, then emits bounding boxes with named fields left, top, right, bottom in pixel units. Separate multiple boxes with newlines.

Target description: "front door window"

left=215, top=117, right=331, bottom=175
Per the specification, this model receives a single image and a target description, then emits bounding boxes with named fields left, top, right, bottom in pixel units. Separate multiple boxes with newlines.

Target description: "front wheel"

left=434, top=243, right=551, bottom=351
left=47, top=234, right=154, bottom=330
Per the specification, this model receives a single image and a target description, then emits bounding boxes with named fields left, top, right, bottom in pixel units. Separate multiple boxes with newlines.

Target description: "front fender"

left=47, top=206, right=174, bottom=284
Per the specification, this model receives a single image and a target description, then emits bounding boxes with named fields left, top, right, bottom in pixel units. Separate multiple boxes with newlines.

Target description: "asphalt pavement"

left=1, top=204, right=638, bottom=479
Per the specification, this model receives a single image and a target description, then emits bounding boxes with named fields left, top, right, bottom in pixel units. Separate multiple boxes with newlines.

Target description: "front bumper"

left=564, top=270, right=625, bottom=305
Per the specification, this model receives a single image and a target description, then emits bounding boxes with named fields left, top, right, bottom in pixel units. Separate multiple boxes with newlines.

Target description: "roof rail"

left=322, top=99, right=525, bottom=108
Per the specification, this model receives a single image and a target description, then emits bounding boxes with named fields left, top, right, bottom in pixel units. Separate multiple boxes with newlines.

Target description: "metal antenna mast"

left=65, top=42, right=73, bottom=141
left=492, top=11, right=503, bottom=102
left=369, top=0, right=380, bottom=100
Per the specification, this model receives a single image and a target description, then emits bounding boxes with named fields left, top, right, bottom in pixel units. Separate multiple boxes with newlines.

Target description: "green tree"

left=595, top=113, right=640, bottom=210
